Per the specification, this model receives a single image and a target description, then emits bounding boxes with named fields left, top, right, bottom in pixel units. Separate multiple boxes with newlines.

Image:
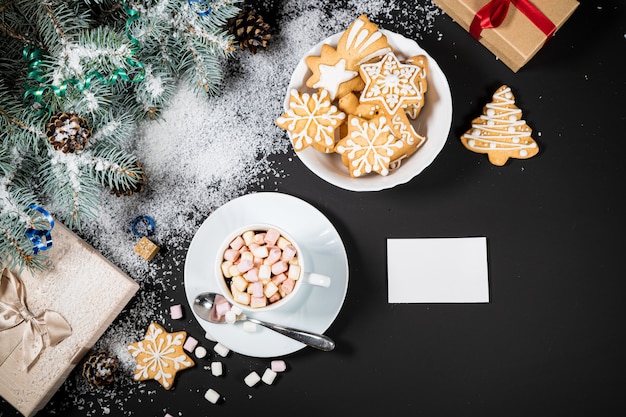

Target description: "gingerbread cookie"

left=305, top=15, right=392, bottom=100
left=128, top=322, right=195, bottom=390
left=359, top=52, right=425, bottom=115
left=460, top=85, right=538, bottom=166
left=336, top=114, right=404, bottom=177
left=402, top=55, right=428, bottom=119
left=276, top=88, right=346, bottom=153
left=388, top=109, right=427, bottom=164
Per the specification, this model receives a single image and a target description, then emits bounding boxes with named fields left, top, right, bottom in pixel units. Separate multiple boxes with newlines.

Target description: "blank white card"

left=387, top=237, right=489, bottom=303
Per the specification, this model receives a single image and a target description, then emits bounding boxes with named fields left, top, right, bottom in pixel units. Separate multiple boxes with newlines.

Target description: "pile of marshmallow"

left=220, top=228, right=301, bottom=308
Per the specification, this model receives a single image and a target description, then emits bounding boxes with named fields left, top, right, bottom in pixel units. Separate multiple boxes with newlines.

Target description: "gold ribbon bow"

left=0, top=268, right=72, bottom=370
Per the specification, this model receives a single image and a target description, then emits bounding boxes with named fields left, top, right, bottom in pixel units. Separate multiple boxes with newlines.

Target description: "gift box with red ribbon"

left=433, top=0, right=579, bottom=72
left=0, top=223, right=138, bottom=417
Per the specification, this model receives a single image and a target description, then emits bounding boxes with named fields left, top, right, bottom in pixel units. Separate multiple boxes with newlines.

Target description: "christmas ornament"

left=82, top=351, right=119, bottom=387
left=227, top=9, right=271, bottom=54
left=45, top=112, right=91, bottom=153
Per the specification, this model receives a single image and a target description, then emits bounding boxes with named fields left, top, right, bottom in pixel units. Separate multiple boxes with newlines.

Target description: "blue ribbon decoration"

left=187, top=0, right=212, bottom=16
left=130, top=215, right=155, bottom=237
left=25, top=205, right=55, bottom=254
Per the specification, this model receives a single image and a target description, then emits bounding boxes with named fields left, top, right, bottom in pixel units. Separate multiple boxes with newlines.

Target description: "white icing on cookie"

left=336, top=116, right=403, bottom=177
left=276, top=89, right=345, bottom=151
left=463, top=86, right=534, bottom=154
left=313, top=59, right=358, bottom=100
left=359, top=52, right=421, bottom=115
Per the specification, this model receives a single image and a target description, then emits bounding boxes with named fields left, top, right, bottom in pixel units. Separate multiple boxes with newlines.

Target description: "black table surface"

left=2, top=1, right=625, bottom=416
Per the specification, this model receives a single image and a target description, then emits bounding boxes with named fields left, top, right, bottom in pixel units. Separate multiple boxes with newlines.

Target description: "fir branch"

left=40, top=149, right=100, bottom=229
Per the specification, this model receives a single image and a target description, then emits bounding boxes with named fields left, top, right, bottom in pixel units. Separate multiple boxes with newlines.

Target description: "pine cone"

left=227, top=9, right=271, bottom=54
left=109, top=161, right=147, bottom=197
left=82, top=351, right=119, bottom=387
left=46, top=112, right=91, bottom=153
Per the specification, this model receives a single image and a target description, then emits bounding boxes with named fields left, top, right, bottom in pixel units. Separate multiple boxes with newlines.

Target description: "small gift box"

left=0, top=222, right=139, bottom=417
left=433, top=0, right=579, bottom=72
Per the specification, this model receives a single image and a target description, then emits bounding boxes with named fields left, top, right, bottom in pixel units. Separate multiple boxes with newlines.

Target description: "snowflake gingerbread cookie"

left=461, top=85, right=538, bottom=166
left=336, top=115, right=405, bottom=177
left=128, top=322, right=195, bottom=390
left=276, top=88, right=346, bottom=153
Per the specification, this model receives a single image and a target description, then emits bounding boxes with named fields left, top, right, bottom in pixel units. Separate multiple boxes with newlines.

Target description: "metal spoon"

left=192, top=292, right=335, bottom=351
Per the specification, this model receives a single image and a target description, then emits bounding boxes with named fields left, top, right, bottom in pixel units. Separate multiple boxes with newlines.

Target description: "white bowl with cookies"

left=277, top=15, right=452, bottom=192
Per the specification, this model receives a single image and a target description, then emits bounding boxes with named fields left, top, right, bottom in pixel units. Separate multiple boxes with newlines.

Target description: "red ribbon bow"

left=470, top=0, right=556, bottom=41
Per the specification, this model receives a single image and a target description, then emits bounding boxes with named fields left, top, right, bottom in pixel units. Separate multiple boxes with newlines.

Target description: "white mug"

left=215, top=223, right=331, bottom=313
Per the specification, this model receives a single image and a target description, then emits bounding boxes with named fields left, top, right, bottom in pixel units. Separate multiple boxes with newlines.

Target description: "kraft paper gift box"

left=0, top=222, right=139, bottom=417
left=433, top=0, right=579, bottom=72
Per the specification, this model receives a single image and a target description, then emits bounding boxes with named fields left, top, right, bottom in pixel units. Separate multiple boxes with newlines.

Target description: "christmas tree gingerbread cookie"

left=461, top=85, right=539, bottom=166
left=276, top=88, right=346, bottom=153
left=128, top=322, right=195, bottom=390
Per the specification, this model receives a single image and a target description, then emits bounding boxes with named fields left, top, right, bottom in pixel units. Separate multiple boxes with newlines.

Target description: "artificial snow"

left=43, top=1, right=443, bottom=415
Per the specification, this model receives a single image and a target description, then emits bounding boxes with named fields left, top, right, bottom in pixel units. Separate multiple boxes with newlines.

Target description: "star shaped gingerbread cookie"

left=128, top=322, right=195, bottom=390
left=359, top=52, right=425, bottom=115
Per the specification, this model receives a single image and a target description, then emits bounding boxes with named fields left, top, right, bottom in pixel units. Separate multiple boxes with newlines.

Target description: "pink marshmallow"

left=244, top=268, right=259, bottom=282
left=281, top=278, right=296, bottom=295
left=281, top=244, right=297, bottom=261
left=237, top=259, right=254, bottom=273
left=169, top=304, right=183, bottom=320
left=183, top=336, right=198, bottom=352
left=266, top=247, right=282, bottom=264
left=223, top=248, right=240, bottom=262
left=251, top=281, right=264, bottom=297
left=264, top=228, right=281, bottom=245
left=270, top=360, right=287, bottom=372
left=271, top=273, right=287, bottom=285
left=271, top=261, right=288, bottom=275
left=229, top=235, right=245, bottom=250
left=215, top=300, right=231, bottom=317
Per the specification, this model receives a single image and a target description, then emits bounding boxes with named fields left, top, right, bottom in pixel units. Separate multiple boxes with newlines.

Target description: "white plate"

left=285, top=29, right=453, bottom=192
left=183, top=192, right=349, bottom=357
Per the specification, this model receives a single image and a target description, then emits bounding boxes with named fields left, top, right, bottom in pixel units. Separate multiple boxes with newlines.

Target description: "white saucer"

left=285, top=29, right=453, bottom=192
left=183, top=192, right=349, bottom=357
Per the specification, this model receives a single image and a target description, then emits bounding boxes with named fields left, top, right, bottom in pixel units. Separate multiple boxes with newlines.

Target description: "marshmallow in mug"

left=220, top=227, right=302, bottom=309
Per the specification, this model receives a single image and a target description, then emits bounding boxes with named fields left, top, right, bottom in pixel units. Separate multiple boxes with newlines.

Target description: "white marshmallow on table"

left=262, top=368, right=277, bottom=385
left=244, top=371, right=261, bottom=387
left=270, top=360, right=287, bottom=372
left=169, top=304, right=183, bottom=320
left=195, top=346, right=207, bottom=358
left=205, top=331, right=217, bottom=342
left=204, top=388, right=220, bottom=404
left=211, top=361, right=223, bottom=376
left=214, top=343, right=230, bottom=357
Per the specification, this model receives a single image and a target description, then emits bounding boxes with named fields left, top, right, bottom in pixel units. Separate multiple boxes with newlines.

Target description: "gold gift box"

left=0, top=223, right=139, bottom=417
left=433, top=0, right=579, bottom=72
